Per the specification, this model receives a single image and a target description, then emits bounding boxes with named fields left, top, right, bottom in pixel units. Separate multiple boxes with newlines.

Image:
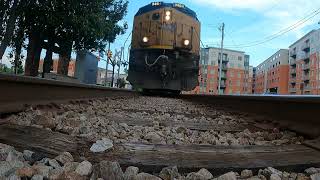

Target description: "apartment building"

left=289, top=29, right=320, bottom=95
left=194, top=47, right=249, bottom=95
left=254, top=49, right=289, bottom=94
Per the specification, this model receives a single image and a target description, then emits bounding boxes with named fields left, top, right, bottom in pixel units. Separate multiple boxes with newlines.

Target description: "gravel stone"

left=6, top=150, right=24, bottom=162
left=54, top=152, right=74, bottom=165
left=217, top=172, right=237, bottom=180
left=136, top=173, right=162, bottom=180
left=305, top=167, right=320, bottom=175
left=0, top=143, right=15, bottom=161
left=159, top=166, right=180, bottom=180
left=0, top=161, right=13, bottom=177
left=90, top=138, right=113, bottom=153
left=48, top=168, right=64, bottom=180
left=124, top=166, right=139, bottom=180
left=98, top=161, right=123, bottom=180
left=63, top=162, right=80, bottom=173
left=16, top=167, right=35, bottom=177
left=197, top=168, right=213, bottom=180
left=311, top=173, right=320, bottom=180
left=31, top=174, right=44, bottom=180
left=270, top=174, right=281, bottom=180
left=23, top=150, right=34, bottom=162
left=48, top=159, right=61, bottom=169
left=32, top=164, right=53, bottom=178
left=241, top=169, right=253, bottom=178
left=75, top=160, right=93, bottom=176
left=186, top=172, right=206, bottom=180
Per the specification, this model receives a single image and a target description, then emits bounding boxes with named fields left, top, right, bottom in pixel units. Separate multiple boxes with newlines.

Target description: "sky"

left=2, top=0, right=320, bottom=69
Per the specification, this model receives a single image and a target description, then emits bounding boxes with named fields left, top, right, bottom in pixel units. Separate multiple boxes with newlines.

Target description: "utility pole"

left=117, top=47, right=124, bottom=87
left=105, top=42, right=111, bottom=86
left=218, top=23, right=225, bottom=95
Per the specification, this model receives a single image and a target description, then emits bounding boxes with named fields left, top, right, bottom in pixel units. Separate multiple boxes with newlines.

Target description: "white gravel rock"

left=54, top=152, right=74, bottom=165
left=48, top=159, right=61, bottom=169
left=311, top=173, right=320, bottom=180
left=197, top=168, right=213, bottom=180
left=124, top=166, right=139, bottom=180
left=305, top=167, right=320, bottom=175
left=136, top=173, right=162, bottom=180
left=270, top=174, right=281, bottom=180
left=217, top=172, right=237, bottom=180
left=23, top=150, right=34, bottom=162
left=75, top=160, right=93, bottom=176
left=241, top=169, right=253, bottom=178
left=90, top=138, right=113, bottom=153
left=31, top=174, right=44, bottom=180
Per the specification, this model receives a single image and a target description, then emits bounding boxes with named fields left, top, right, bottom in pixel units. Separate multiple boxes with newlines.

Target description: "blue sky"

left=2, top=0, right=320, bottom=69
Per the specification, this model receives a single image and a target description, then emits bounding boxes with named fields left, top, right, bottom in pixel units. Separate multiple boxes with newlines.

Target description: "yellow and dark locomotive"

left=128, top=2, right=200, bottom=93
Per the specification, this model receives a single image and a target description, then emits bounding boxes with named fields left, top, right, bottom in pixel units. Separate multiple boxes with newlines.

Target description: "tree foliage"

left=0, top=0, right=128, bottom=76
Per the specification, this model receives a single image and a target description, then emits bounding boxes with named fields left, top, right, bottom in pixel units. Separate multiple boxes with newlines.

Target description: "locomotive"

left=127, top=2, right=201, bottom=94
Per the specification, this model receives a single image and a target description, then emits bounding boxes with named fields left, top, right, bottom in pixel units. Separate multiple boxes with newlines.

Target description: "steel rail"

left=0, top=74, right=138, bottom=115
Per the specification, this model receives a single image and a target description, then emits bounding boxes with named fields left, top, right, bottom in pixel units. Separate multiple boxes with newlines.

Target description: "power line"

left=223, top=7, right=320, bottom=48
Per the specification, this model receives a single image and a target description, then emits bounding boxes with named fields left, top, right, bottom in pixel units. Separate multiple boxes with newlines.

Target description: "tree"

left=0, top=0, right=20, bottom=61
left=0, top=64, right=12, bottom=73
left=117, top=78, right=126, bottom=88
left=0, top=0, right=129, bottom=77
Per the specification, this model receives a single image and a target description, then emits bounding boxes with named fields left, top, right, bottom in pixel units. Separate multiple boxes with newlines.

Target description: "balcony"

left=304, top=86, right=311, bottom=92
left=220, top=82, right=226, bottom=89
left=302, top=42, right=310, bottom=52
left=222, top=64, right=228, bottom=71
left=289, top=88, right=297, bottom=92
left=290, top=78, right=296, bottom=84
left=303, top=74, right=310, bottom=82
left=302, top=52, right=310, bottom=62
left=218, top=58, right=229, bottom=63
left=290, top=59, right=297, bottom=66
left=290, top=69, right=296, bottom=74
left=290, top=50, right=297, bottom=58
left=303, top=63, right=310, bottom=71
left=220, top=74, right=227, bottom=80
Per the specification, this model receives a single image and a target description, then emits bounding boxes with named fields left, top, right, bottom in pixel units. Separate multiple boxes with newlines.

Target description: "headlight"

left=165, top=11, right=171, bottom=21
left=165, top=15, right=171, bottom=21
left=184, top=39, right=190, bottom=46
left=142, top=36, right=149, bottom=43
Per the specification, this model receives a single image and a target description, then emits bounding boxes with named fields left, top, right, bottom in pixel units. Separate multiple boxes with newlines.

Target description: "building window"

left=238, top=56, right=242, bottom=61
left=238, top=72, right=241, bottom=78
left=237, top=80, right=240, bottom=86
left=230, top=72, right=234, bottom=77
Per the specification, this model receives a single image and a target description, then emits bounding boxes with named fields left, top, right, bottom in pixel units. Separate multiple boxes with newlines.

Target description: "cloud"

left=193, top=0, right=320, bottom=47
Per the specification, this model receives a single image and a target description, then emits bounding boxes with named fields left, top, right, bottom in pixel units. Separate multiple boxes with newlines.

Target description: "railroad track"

left=0, top=73, right=320, bottom=177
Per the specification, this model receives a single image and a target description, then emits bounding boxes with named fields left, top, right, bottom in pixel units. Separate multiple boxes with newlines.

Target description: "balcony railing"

left=302, top=42, right=310, bottom=52
left=290, top=50, right=297, bottom=58
left=290, top=78, right=296, bottom=84
left=302, top=52, right=310, bottom=61
left=304, top=86, right=311, bottom=91
left=290, top=69, right=297, bottom=74
left=290, top=59, right=297, bottom=65
left=220, top=74, right=227, bottom=80
left=303, top=74, right=310, bottom=81
left=289, top=88, right=297, bottom=92
left=218, top=58, right=230, bottom=63
left=303, top=63, right=310, bottom=70
left=222, top=64, right=228, bottom=71
left=220, top=83, right=226, bottom=88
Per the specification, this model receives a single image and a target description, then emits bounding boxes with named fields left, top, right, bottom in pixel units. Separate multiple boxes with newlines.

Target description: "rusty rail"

left=0, top=73, right=137, bottom=114
left=181, top=94, right=320, bottom=138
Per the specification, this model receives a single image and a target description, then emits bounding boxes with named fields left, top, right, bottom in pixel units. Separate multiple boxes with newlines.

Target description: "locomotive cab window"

left=152, top=13, right=160, bottom=20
